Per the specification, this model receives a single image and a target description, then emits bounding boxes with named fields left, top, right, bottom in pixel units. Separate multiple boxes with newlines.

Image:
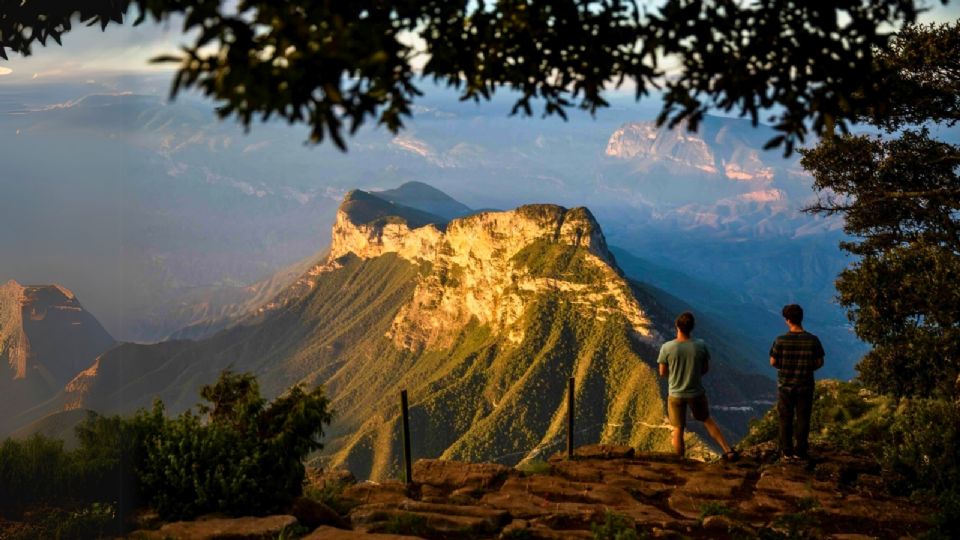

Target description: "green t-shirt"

left=657, top=338, right=709, bottom=398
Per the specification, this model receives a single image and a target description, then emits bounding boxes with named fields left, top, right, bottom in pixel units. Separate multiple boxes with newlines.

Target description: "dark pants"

left=778, top=385, right=814, bottom=457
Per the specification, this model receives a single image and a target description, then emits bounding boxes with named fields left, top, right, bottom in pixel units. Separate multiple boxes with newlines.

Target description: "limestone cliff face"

left=327, top=193, right=657, bottom=350
left=0, top=279, right=116, bottom=434
left=0, top=280, right=114, bottom=385
left=0, top=280, right=30, bottom=380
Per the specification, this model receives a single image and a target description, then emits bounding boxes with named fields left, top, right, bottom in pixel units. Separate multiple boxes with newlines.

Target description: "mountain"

left=12, top=189, right=772, bottom=480
left=0, top=82, right=849, bottom=354
left=0, top=280, right=115, bottom=434
left=166, top=182, right=466, bottom=342
left=370, top=181, right=474, bottom=221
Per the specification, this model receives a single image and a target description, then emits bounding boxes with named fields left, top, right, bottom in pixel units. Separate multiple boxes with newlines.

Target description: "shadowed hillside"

left=9, top=189, right=772, bottom=480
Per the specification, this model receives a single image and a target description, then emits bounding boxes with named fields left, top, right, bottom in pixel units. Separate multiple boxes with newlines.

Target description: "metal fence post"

left=401, top=390, right=413, bottom=484
left=567, top=377, right=575, bottom=459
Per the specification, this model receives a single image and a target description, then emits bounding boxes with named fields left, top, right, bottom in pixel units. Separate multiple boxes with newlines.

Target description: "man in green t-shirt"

left=658, top=312, right=737, bottom=460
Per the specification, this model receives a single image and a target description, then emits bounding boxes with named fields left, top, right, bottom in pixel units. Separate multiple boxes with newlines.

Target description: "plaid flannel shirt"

left=770, top=331, right=825, bottom=388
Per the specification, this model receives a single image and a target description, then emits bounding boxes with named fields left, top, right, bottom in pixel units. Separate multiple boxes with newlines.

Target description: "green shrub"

left=1, top=370, right=333, bottom=526
left=0, top=434, right=74, bottom=515
left=699, top=501, right=734, bottom=520
left=882, top=398, right=960, bottom=495
left=516, top=459, right=552, bottom=476
left=740, top=380, right=896, bottom=452
left=591, top=510, right=639, bottom=540
left=138, top=371, right=333, bottom=520
left=6, top=503, right=118, bottom=540
left=921, top=490, right=960, bottom=540
left=382, top=512, right=430, bottom=536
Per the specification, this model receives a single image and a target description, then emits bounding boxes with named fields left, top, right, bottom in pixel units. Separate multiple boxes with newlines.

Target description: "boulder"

left=292, top=497, right=349, bottom=529
left=341, top=481, right=412, bottom=507
left=303, top=526, right=423, bottom=539
left=307, top=467, right=358, bottom=491
left=411, top=459, right=516, bottom=492
left=135, top=515, right=299, bottom=539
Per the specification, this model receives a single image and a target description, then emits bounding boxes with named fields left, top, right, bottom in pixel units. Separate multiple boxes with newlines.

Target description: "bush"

left=0, top=434, right=74, bottom=516
left=591, top=510, right=639, bottom=540
left=882, top=398, right=960, bottom=495
left=0, top=370, right=333, bottom=525
left=138, top=371, right=333, bottom=520
left=739, top=380, right=896, bottom=453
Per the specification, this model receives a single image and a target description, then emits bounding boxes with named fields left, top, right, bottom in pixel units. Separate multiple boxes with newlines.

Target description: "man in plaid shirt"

left=769, top=304, right=825, bottom=461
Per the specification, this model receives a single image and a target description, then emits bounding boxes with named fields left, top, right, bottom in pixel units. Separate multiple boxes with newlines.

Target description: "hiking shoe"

left=779, top=453, right=800, bottom=464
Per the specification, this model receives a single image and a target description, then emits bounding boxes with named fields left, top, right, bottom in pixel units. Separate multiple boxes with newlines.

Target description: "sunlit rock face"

left=0, top=280, right=114, bottom=385
left=605, top=121, right=775, bottom=182
left=0, top=279, right=115, bottom=433
left=328, top=192, right=657, bottom=350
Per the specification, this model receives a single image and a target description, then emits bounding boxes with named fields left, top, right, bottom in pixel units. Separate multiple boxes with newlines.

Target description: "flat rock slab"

left=134, top=515, right=298, bottom=540
left=303, top=526, right=424, bottom=539
left=673, top=467, right=750, bottom=499
left=412, top=459, right=516, bottom=492
left=328, top=447, right=935, bottom=539
left=342, top=481, right=412, bottom=507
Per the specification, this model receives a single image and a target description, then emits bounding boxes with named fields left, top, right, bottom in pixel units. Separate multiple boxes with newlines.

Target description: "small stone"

left=500, top=518, right=529, bottom=537
left=702, top=514, right=734, bottom=530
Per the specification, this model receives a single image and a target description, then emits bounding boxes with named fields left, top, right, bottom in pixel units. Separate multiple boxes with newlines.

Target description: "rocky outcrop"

left=326, top=193, right=657, bottom=349
left=0, top=280, right=30, bottom=380
left=132, top=515, right=299, bottom=539
left=314, top=444, right=932, bottom=539
left=1, top=279, right=115, bottom=434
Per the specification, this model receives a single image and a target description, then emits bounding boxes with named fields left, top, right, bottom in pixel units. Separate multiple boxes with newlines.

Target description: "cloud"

left=0, top=67, right=12, bottom=76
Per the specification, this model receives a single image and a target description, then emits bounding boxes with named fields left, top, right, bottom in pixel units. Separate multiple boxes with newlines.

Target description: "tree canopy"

left=802, top=22, right=960, bottom=400
left=0, top=0, right=948, bottom=151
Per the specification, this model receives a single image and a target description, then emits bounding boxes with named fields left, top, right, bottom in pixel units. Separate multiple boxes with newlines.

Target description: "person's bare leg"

left=672, top=427, right=685, bottom=457
left=703, top=417, right=732, bottom=454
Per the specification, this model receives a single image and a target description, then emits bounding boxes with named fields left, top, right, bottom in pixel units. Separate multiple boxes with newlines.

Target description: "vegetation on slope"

left=328, top=241, right=673, bottom=478
left=0, top=370, right=332, bottom=537
left=741, top=380, right=960, bottom=538
left=512, top=240, right=607, bottom=284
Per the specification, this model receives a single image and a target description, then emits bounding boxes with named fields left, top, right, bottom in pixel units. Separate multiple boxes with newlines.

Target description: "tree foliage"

left=802, top=23, right=960, bottom=400
left=139, top=370, right=333, bottom=519
left=0, top=0, right=945, bottom=151
left=0, top=370, right=333, bottom=526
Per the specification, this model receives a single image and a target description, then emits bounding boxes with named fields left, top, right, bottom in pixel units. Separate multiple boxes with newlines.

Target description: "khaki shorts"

left=668, top=394, right=710, bottom=429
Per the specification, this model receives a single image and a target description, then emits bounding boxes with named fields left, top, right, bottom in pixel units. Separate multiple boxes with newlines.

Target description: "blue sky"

left=1, top=3, right=958, bottom=87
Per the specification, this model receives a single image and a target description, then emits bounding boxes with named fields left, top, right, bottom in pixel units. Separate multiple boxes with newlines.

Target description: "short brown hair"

left=782, top=304, right=804, bottom=325
left=675, top=312, right=695, bottom=335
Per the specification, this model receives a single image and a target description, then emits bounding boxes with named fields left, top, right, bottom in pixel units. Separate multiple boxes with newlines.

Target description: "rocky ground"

left=126, top=443, right=933, bottom=539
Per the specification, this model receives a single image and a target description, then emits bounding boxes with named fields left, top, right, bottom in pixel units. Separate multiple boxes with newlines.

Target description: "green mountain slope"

left=14, top=189, right=772, bottom=479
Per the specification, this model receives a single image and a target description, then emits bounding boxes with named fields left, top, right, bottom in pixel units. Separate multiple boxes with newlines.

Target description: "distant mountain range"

left=3, top=186, right=774, bottom=481
left=0, top=84, right=864, bottom=376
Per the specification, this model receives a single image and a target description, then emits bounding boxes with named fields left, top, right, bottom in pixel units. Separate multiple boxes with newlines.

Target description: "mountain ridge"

left=7, top=185, right=773, bottom=479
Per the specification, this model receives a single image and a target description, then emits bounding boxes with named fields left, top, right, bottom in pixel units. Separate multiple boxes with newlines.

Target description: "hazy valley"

left=0, top=81, right=869, bottom=378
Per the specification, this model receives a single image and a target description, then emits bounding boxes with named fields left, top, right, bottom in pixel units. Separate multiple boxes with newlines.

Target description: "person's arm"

left=657, top=345, right=668, bottom=378
left=769, top=339, right=781, bottom=368
left=701, top=343, right=711, bottom=375
left=770, top=356, right=778, bottom=367
left=813, top=338, right=825, bottom=370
